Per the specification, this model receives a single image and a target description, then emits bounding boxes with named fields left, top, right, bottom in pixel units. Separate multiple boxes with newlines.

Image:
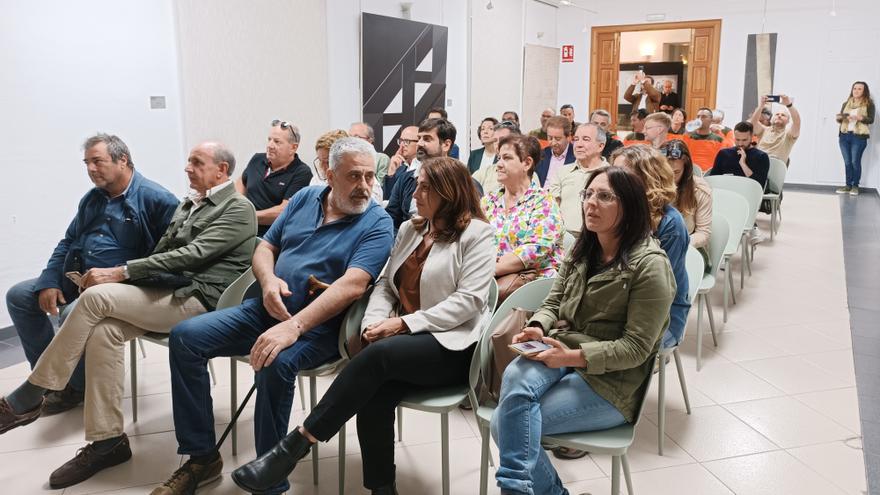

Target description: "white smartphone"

left=508, top=341, right=552, bottom=356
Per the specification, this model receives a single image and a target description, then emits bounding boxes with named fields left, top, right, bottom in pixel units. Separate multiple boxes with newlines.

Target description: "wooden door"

left=685, top=26, right=720, bottom=115
left=590, top=31, right=619, bottom=129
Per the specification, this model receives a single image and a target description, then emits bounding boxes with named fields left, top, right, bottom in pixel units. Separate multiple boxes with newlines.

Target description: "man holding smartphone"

left=749, top=94, right=801, bottom=163
left=5, top=134, right=178, bottom=416
left=624, top=72, right=661, bottom=113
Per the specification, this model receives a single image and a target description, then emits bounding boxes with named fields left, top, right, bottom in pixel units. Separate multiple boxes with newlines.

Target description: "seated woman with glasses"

left=312, top=129, right=383, bottom=203
left=482, top=135, right=563, bottom=301
left=231, top=157, right=496, bottom=495
left=491, top=165, right=675, bottom=495
left=611, top=145, right=689, bottom=350
left=661, top=139, right=713, bottom=250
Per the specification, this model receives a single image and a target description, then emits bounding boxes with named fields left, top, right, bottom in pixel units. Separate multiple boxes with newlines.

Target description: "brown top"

left=394, top=237, right=433, bottom=316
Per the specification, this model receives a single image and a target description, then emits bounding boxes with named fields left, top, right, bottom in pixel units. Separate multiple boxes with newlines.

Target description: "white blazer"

left=361, top=218, right=496, bottom=351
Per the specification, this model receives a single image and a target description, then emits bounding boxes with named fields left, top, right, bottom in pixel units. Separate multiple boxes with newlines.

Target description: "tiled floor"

left=0, top=191, right=869, bottom=494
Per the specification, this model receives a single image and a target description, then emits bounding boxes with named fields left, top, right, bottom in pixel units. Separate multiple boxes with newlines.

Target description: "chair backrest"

left=338, top=286, right=375, bottom=359
left=685, top=246, right=705, bottom=303
left=711, top=189, right=749, bottom=257
left=562, top=231, right=576, bottom=254
left=487, top=279, right=500, bottom=314
left=215, top=268, right=257, bottom=310
left=767, top=157, right=787, bottom=194
left=705, top=214, right=730, bottom=281
left=692, top=163, right=704, bottom=177
left=704, top=175, right=764, bottom=226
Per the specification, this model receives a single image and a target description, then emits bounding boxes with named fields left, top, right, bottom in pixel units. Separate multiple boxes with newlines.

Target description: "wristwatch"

left=122, top=265, right=130, bottom=280
left=786, top=103, right=793, bottom=108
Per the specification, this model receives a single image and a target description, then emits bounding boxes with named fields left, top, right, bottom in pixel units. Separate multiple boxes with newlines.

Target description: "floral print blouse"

left=481, top=186, right=564, bottom=278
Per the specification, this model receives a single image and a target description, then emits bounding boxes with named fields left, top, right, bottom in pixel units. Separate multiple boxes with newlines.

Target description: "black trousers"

left=303, top=332, right=474, bottom=489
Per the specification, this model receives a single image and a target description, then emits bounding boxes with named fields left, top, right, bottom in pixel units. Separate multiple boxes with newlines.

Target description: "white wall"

left=619, top=29, right=691, bottom=63
left=0, top=0, right=186, bottom=326
left=555, top=0, right=880, bottom=189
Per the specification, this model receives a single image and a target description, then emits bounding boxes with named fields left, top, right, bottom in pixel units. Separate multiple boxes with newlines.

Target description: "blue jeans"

left=168, top=298, right=340, bottom=495
left=5, top=278, right=84, bottom=391
left=839, top=132, right=868, bottom=188
left=490, top=358, right=626, bottom=495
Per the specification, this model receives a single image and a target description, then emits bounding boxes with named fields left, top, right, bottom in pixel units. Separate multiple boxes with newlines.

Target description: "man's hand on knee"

left=250, top=320, right=303, bottom=371
left=38, top=288, right=66, bottom=316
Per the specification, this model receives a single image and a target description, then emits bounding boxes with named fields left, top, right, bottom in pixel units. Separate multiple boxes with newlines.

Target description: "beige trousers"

left=29, top=283, right=206, bottom=441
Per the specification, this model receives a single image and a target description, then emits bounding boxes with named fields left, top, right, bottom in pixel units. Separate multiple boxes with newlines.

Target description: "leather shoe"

left=0, top=396, right=43, bottom=434
left=42, top=385, right=84, bottom=415
left=231, top=427, right=313, bottom=493
left=372, top=483, right=399, bottom=494
left=49, top=434, right=132, bottom=488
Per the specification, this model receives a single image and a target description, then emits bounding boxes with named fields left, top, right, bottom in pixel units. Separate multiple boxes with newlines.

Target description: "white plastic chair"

left=764, top=158, right=787, bottom=240
left=694, top=215, right=729, bottom=371
left=704, top=175, right=764, bottom=271
left=711, top=190, right=751, bottom=322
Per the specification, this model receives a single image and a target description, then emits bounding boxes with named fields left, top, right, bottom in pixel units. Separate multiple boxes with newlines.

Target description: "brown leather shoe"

left=151, top=455, right=223, bottom=494
left=49, top=435, right=132, bottom=489
left=0, top=396, right=43, bottom=434
left=42, top=385, right=84, bottom=416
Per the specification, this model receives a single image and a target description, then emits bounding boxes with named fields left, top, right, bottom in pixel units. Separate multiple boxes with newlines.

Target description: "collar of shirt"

left=100, top=171, right=135, bottom=200
left=187, top=180, right=233, bottom=208
left=264, top=155, right=296, bottom=178
left=409, top=158, right=422, bottom=175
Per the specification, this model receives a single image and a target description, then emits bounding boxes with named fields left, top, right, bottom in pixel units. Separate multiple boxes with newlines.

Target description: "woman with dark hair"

left=611, top=145, right=689, bottom=350
left=491, top=166, right=675, bottom=495
left=482, top=135, right=564, bottom=296
left=836, top=81, right=875, bottom=195
left=670, top=108, right=687, bottom=135
left=231, top=157, right=496, bottom=495
left=468, top=116, right=500, bottom=174
left=661, top=139, right=713, bottom=249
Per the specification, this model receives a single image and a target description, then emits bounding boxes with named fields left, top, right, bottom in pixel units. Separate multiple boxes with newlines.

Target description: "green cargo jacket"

left=126, top=182, right=257, bottom=310
left=529, top=237, right=675, bottom=422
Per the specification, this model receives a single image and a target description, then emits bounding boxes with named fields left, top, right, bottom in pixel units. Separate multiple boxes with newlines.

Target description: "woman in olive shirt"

left=491, top=166, right=675, bottom=495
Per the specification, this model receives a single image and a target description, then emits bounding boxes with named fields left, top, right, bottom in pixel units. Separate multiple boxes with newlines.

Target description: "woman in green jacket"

left=490, top=165, right=675, bottom=495
left=836, top=81, right=875, bottom=195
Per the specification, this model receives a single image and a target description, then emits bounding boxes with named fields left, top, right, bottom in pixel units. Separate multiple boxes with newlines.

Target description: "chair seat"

left=299, top=358, right=346, bottom=377
left=699, top=273, right=716, bottom=292
left=399, top=385, right=469, bottom=413
left=543, top=423, right=635, bottom=456
left=763, top=192, right=780, bottom=200
left=141, top=332, right=170, bottom=345
left=476, top=405, right=495, bottom=424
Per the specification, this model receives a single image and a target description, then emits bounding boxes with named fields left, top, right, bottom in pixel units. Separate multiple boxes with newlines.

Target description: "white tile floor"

left=0, top=191, right=868, bottom=494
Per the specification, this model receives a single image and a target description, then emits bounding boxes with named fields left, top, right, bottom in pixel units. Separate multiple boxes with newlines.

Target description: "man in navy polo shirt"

left=5, top=133, right=177, bottom=415
left=235, top=119, right=313, bottom=236
left=155, top=137, right=394, bottom=495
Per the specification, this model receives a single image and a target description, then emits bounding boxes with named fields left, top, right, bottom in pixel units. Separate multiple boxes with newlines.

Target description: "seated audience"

left=528, top=107, right=555, bottom=142
left=313, top=129, right=383, bottom=202
left=483, top=135, right=563, bottom=299
left=670, top=108, right=687, bottom=135
left=230, top=156, right=495, bottom=495
left=472, top=120, right=520, bottom=194
left=644, top=111, right=673, bottom=149
left=427, top=108, right=460, bottom=159
left=490, top=165, right=675, bottom=494
left=750, top=94, right=801, bottom=163
left=624, top=108, right=649, bottom=142
left=709, top=121, right=770, bottom=189
left=589, top=109, right=624, bottom=159
left=611, top=145, right=689, bottom=350
left=467, top=117, right=499, bottom=174
left=383, top=125, right=420, bottom=199
left=624, top=74, right=660, bottom=113
left=547, top=123, right=607, bottom=237
left=661, top=139, right=713, bottom=250
left=350, top=122, right=392, bottom=184
left=683, top=108, right=725, bottom=171
left=153, top=137, right=394, bottom=495
left=659, top=79, right=680, bottom=113
left=536, top=116, right=575, bottom=187
left=5, top=134, right=177, bottom=416
left=560, top=104, right=580, bottom=135
left=236, top=119, right=312, bottom=236
left=1, top=142, right=257, bottom=489
left=502, top=110, right=520, bottom=125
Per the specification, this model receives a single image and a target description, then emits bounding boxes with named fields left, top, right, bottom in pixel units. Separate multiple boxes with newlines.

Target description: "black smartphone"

left=766, top=95, right=781, bottom=103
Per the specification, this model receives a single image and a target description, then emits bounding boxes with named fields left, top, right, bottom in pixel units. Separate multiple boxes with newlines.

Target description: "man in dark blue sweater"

left=709, top=121, right=770, bottom=188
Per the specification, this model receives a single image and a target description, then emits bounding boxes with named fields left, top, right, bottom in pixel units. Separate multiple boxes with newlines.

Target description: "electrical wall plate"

left=150, top=96, right=166, bottom=109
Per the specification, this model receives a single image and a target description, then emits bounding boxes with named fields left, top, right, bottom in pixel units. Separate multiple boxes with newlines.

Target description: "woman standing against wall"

left=836, top=81, right=875, bottom=196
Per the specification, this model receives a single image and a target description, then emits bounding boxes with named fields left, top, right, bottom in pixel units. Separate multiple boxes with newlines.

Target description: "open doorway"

left=589, top=19, right=722, bottom=133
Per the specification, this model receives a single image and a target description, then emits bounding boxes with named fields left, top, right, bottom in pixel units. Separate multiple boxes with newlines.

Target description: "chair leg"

left=441, top=412, right=450, bottom=495
left=298, top=376, right=306, bottom=410
left=728, top=266, right=737, bottom=305
left=397, top=406, right=403, bottom=442
left=622, top=454, right=634, bottom=495
left=696, top=294, right=704, bottom=371
left=231, top=358, right=238, bottom=455
left=137, top=338, right=146, bottom=358
left=611, top=455, right=621, bottom=495
left=706, top=297, right=718, bottom=346
left=740, top=238, right=747, bottom=290
left=722, top=262, right=729, bottom=323
left=208, top=359, right=217, bottom=386
left=658, top=354, right=666, bottom=456
left=673, top=349, right=692, bottom=415
left=338, top=422, right=346, bottom=495
left=310, top=375, right=319, bottom=485
left=479, top=424, right=490, bottom=495
left=770, top=201, right=777, bottom=241
left=130, top=340, right=137, bottom=423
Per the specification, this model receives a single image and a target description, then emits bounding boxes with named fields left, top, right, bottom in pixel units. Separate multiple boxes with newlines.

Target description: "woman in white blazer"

left=233, top=156, right=496, bottom=495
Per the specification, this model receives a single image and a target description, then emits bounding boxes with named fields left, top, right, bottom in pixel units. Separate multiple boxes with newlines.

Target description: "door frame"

left=589, top=19, right=722, bottom=129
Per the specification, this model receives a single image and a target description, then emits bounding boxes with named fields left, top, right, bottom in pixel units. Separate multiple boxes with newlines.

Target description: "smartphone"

left=766, top=95, right=781, bottom=103
left=65, top=271, right=84, bottom=288
left=508, top=341, right=552, bottom=356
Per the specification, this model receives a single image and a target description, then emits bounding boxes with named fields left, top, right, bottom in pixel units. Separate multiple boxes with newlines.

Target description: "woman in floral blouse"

left=481, top=135, right=564, bottom=280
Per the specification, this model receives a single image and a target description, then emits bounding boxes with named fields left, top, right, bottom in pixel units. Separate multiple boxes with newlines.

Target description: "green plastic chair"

left=711, top=190, right=751, bottom=322
left=692, top=163, right=704, bottom=177
left=562, top=231, right=577, bottom=253
left=694, top=214, right=729, bottom=371
left=764, top=158, right=787, bottom=240
left=704, top=175, right=764, bottom=272
left=656, top=246, right=704, bottom=454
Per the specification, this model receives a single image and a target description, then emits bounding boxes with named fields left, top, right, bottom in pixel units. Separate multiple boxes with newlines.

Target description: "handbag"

left=486, top=307, right=535, bottom=401
left=495, top=269, right=538, bottom=304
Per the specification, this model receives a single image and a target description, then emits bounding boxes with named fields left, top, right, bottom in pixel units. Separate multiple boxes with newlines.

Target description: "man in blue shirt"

left=4, top=134, right=177, bottom=415
left=154, top=137, right=394, bottom=495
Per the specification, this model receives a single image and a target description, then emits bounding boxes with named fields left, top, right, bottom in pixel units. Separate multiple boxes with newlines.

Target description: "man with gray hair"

left=4, top=133, right=178, bottom=417
left=589, top=109, right=624, bottom=159
left=349, top=121, right=392, bottom=184
left=236, top=119, right=312, bottom=236
left=547, top=123, right=607, bottom=236
left=153, top=137, right=394, bottom=495
left=0, top=142, right=256, bottom=489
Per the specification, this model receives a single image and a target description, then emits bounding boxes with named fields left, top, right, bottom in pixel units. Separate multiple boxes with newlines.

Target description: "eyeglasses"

left=644, top=124, right=665, bottom=132
left=397, top=138, right=417, bottom=146
left=579, top=189, right=617, bottom=204
left=312, top=157, right=328, bottom=180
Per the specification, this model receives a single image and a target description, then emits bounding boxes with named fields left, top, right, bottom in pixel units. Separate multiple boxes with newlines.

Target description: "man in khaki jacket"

left=0, top=142, right=257, bottom=489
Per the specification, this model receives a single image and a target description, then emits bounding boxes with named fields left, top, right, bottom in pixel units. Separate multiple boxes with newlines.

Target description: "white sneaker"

left=750, top=226, right=766, bottom=245
left=849, top=187, right=860, bottom=196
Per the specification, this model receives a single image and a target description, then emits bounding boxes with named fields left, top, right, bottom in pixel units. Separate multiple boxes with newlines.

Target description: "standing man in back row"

left=236, top=120, right=312, bottom=236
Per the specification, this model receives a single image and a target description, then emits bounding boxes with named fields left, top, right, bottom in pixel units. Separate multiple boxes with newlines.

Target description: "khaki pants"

left=29, top=283, right=206, bottom=441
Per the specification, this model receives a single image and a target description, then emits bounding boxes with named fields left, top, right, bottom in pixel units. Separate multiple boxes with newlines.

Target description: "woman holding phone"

left=836, top=81, right=875, bottom=195
left=490, top=166, right=675, bottom=495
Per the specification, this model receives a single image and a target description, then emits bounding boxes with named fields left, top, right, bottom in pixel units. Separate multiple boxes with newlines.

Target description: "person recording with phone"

left=624, top=71, right=661, bottom=114
left=490, top=166, right=675, bottom=494
left=749, top=94, right=801, bottom=164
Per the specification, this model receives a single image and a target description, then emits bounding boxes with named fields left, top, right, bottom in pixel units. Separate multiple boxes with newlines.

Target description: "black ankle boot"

left=231, top=427, right=313, bottom=493
left=372, top=483, right=399, bottom=495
